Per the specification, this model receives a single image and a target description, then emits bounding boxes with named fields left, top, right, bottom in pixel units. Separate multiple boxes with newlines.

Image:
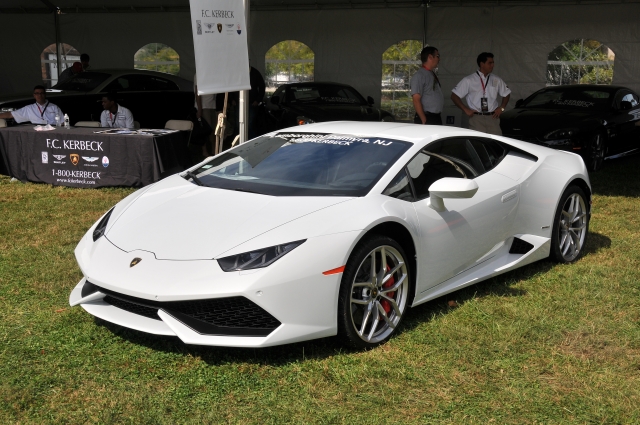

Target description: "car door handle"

left=501, top=190, right=517, bottom=203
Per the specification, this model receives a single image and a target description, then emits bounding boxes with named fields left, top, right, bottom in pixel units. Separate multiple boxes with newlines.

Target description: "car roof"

left=540, top=84, right=629, bottom=92
left=280, top=82, right=353, bottom=88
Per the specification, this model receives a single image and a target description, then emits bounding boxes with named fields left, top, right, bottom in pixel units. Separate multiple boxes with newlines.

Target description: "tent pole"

left=54, top=8, right=63, bottom=83
left=239, top=0, right=250, bottom=144
left=423, top=0, right=428, bottom=47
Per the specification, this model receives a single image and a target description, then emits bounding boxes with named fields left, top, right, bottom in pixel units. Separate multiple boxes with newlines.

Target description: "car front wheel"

left=337, top=235, right=410, bottom=348
left=550, top=185, right=589, bottom=263
left=586, top=132, right=606, bottom=172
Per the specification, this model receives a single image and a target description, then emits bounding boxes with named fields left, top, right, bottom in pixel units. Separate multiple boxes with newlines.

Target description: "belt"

left=473, top=111, right=495, bottom=115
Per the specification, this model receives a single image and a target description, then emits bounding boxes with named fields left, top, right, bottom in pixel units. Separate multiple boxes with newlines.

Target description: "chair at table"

left=0, top=118, right=7, bottom=128
left=165, top=120, right=193, bottom=146
left=75, top=121, right=101, bottom=128
left=133, top=121, right=140, bottom=129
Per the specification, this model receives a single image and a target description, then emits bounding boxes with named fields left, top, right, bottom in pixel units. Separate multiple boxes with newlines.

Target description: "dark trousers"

left=414, top=112, right=442, bottom=125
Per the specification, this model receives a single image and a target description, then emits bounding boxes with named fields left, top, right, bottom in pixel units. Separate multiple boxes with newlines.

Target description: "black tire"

left=586, top=131, right=607, bottom=172
left=337, top=234, right=410, bottom=349
left=550, top=185, right=589, bottom=263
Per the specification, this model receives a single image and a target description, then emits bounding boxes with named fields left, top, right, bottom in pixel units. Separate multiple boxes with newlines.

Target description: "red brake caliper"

left=380, top=263, right=396, bottom=314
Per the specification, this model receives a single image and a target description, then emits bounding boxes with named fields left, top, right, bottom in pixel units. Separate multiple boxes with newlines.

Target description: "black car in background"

left=500, top=85, right=640, bottom=171
left=265, top=82, right=394, bottom=130
left=0, top=69, right=194, bottom=129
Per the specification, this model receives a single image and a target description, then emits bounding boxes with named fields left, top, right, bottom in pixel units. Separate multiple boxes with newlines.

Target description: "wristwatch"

left=500, top=107, right=505, bottom=112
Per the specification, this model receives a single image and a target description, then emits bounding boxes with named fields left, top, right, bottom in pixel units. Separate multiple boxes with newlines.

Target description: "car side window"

left=400, top=151, right=466, bottom=201
left=468, top=138, right=507, bottom=172
left=621, top=93, right=639, bottom=107
left=102, top=75, right=178, bottom=92
left=146, top=77, right=179, bottom=91
left=383, top=169, right=414, bottom=202
left=426, top=138, right=483, bottom=177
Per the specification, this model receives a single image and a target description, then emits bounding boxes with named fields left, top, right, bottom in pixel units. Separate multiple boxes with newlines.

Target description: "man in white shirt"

left=100, top=93, right=134, bottom=129
left=0, top=85, right=64, bottom=126
left=451, top=52, right=511, bottom=135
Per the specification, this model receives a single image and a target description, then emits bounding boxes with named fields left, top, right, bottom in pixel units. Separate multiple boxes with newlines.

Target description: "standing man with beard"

left=410, top=46, right=443, bottom=125
left=451, top=52, right=511, bottom=135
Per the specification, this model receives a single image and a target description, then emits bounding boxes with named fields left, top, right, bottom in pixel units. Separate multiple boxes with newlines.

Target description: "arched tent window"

left=41, top=43, right=79, bottom=88
left=265, top=40, right=314, bottom=94
left=134, top=43, right=180, bottom=75
left=547, top=39, right=615, bottom=86
left=382, top=40, right=422, bottom=120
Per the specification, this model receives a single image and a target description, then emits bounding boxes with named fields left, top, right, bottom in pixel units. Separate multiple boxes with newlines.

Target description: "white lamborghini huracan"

left=69, top=122, right=591, bottom=349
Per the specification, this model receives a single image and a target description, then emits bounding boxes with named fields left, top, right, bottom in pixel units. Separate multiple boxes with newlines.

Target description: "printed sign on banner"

left=190, top=0, right=251, bottom=95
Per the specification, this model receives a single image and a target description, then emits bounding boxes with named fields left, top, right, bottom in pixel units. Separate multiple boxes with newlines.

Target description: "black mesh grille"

left=84, top=281, right=280, bottom=337
left=165, top=297, right=281, bottom=329
left=509, top=237, right=534, bottom=255
left=103, top=295, right=161, bottom=321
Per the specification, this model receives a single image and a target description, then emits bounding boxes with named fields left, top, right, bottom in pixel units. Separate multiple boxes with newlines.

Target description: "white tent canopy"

left=1, top=0, right=639, bottom=115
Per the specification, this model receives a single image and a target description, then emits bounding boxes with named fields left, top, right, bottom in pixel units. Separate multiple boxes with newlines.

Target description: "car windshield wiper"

left=183, top=171, right=204, bottom=186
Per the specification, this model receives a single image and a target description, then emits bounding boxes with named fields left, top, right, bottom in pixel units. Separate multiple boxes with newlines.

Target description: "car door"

left=384, top=137, right=520, bottom=295
left=610, top=90, right=640, bottom=153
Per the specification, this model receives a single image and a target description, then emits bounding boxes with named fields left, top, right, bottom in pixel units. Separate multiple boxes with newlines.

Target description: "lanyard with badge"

left=36, top=102, right=49, bottom=121
left=477, top=71, right=490, bottom=112
left=109, top=111, right=117, bottom=127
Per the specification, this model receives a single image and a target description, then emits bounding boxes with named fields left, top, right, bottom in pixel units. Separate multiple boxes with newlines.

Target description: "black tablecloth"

left=0, top=126, right=191, bottom=188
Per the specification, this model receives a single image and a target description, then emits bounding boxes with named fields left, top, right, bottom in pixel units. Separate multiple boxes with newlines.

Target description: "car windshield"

left=52, top=72, right=111, bottom=92
left=522, top=87, right=612, bottom=110
left=189, top=133, right=411, bottom=196
left=287, top=85, right=366, bottom=105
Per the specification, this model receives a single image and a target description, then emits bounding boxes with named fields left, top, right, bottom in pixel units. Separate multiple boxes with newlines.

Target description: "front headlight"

left=297, top=116, right=315, bottom=125
left=217, top=240, right=305, bottom=272
left=545, top=128, right=577, bottom=140
left=92, top=207, right=115, bottom=241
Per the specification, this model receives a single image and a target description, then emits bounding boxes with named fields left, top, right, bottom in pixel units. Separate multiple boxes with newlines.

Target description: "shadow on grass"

left=93, top=231, right=613, bottom=366
left=591, top=153, right=640, bottom=197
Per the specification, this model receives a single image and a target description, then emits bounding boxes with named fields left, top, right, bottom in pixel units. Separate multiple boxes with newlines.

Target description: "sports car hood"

left=288, top=103, right=381, bottom=121
left=501, top=108, right=602, bottom=137
left=104, top=176, right=352, bottom=260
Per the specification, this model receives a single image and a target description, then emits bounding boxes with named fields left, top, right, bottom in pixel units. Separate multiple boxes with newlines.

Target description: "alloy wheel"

left=557, top=193, right=588, bottom=262
left=349, top=245, right=409, bottom=344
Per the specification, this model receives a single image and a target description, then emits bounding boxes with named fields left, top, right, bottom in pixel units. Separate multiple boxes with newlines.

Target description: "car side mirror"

left=270, top=95, right=280, bottom=105
left=367, top=96, right=374, bottom=106
left=620, top=100, right=632, bottom=110
left=515, top=99, right=524, bottom=108
left=427, top=178, right=479, bottom=212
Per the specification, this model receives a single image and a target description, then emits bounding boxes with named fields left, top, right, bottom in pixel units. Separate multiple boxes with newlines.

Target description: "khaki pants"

left=469, top=114, right=502, bottom=136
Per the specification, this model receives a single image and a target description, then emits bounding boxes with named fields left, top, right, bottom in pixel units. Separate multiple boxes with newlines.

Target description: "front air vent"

left=87, top=281, right=281, bottom=337
left=509, top=237, right=534, bottom=255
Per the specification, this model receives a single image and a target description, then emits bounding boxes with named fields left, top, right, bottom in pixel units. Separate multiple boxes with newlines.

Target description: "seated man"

left=100, top=93, right=134, bottom=128
left=0, top=85, right=63, bottom=125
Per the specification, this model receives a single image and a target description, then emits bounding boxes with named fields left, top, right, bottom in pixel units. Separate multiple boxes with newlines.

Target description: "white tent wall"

left=0, top=2, right=639, bottom=122
left=0, top=14, right=56, bottom=95
left=248, top=8, right=424, bottom=107
left=58, top=13, right=197, bottom=81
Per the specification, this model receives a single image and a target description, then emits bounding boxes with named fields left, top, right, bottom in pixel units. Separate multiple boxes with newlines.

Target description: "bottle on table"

left=64, top=114, right=70, bottom=129
left=55, top=114, right=60, bottom=127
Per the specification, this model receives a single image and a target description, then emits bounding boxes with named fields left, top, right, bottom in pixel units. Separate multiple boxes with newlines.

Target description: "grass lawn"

left=1, top=154, right=639, bottom=424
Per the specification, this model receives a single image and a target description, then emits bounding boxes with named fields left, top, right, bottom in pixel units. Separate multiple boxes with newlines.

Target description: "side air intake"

left=509, top=237, right=534, bottom=255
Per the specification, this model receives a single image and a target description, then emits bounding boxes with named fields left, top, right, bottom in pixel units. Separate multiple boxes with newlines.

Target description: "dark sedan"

left=265, top=82, right=394, bottom=130
left=500, top=85, right=640, bottom=171
left=0, top=69, right=194, bottom=129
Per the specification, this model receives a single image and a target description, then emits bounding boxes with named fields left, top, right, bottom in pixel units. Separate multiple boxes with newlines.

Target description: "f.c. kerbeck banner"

left=190, top=0, right=251, bottom=95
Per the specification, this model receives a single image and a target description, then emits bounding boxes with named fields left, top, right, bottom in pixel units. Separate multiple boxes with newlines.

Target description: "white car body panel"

left=70, top=121, right=591, bottom=347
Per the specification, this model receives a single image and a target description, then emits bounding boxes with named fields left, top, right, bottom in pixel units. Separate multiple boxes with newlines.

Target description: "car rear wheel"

left=550, top=185, right=589, bottom=263
left=587, top=132, right=606, bottom=172
left=337, top=235, right=410, bottom=348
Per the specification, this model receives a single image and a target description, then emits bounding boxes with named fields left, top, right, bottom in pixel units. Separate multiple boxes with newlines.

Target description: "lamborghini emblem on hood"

left=130, top=257, right=142, bottom=267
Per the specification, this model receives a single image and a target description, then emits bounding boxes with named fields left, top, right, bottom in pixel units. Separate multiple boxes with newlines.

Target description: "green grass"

left=1, top=155, right=640, bottom=424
